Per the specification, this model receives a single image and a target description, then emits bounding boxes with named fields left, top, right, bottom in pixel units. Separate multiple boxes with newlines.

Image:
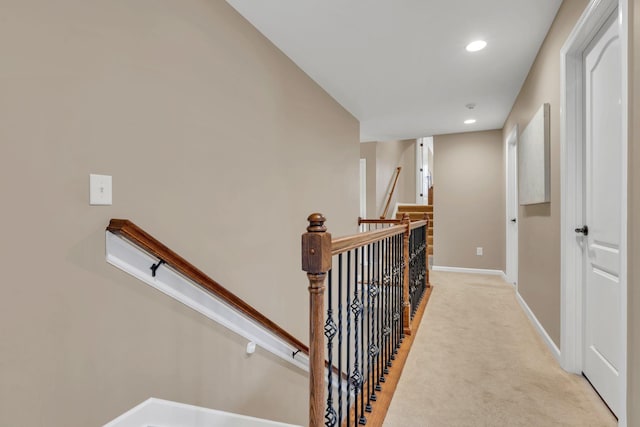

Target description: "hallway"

left=383, top=272, right=616, bottom=427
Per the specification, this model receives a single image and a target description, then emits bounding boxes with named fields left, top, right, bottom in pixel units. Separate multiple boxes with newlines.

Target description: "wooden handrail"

left=380, top=166, right=402, bottom=219
left=331, top=224, right=406, bottom=256
left=410, top=219, right=429, bottom=230
left=108, top=219, right=309, bottom=355
left=358, top=217, right=402, bottom=225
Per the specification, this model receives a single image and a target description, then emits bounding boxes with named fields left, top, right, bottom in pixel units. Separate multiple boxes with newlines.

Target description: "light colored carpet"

left=383, top=271, right=617, bottom=427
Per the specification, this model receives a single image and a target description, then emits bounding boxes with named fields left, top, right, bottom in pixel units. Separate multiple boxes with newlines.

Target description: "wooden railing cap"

left=307, top=213, right=327, bottom=233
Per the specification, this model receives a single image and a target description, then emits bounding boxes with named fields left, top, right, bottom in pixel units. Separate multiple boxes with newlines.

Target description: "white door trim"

left=416, top=139, right=424, bottom=204
left=560, top=0, right=628, bottom=424
left=505, top=125, right=519, bottom=286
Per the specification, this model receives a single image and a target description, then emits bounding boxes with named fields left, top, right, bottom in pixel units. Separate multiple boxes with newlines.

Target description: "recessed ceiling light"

left=466, top=40, right=487, bottom=52
left=464, top=119, right=476, bottom=125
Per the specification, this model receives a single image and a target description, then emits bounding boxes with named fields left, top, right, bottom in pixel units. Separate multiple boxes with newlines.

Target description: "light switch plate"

left=90, top=174, right=112, bottom=205
left=476, top=247, right=483, bottom=256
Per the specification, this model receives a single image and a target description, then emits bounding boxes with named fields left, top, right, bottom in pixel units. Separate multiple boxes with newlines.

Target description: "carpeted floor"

left=383, top=271, right=617, bottom=427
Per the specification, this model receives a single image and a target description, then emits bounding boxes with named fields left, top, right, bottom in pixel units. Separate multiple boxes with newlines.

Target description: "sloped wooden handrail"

left=380, top=166, right=402, bottom=219
left=107, top=219, right=309, bottom=355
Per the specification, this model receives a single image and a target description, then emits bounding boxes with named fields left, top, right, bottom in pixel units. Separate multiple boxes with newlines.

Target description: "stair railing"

left=302, top=213, right=430, bottom=427
left=106, top=219, right=310, bottom=370
left=380, top=167, right=402, bottom=219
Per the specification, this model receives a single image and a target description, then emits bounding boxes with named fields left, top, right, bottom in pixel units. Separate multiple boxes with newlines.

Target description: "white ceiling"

left=225, top=0, right=563, bottom=141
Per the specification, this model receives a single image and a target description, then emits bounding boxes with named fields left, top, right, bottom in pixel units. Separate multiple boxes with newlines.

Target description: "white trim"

left=618, top=3, right=629, bottom=425
left=416, top=140, right=424, bottom=204
left=516, top=292, right=561, bottom=363
left=359, top=158, right=367, bottom=226
left=432, top=265, right=506, bottom=281
left=505, top=125, right=519, bottom=287
left=391, top=201, right=400, bottom=220
left=104, top=397, right=302, bottom=427
left=105, top=231, right=310, bottom=373
left=560, top=0, right=628, bottom=424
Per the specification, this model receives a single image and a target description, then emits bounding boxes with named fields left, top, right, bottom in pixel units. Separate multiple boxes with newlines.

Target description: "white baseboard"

left=516, top=291, right=561, bottom=364
left=432, top=265, right=507, bottom=281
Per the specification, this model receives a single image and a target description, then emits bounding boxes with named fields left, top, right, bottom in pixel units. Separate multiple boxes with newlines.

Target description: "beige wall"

left=502, top=0, right=588, bottom=348
left=376, top=140, right=416, bottom=215
left=432, top=130, right=505, bottom=270
left=360, top=140, right=416, bottom=218
left=0, top=1, right=360, bottom=426
left=628, top=0, right=639, bottom=423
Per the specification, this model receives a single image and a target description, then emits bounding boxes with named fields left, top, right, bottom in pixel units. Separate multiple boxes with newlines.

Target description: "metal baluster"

left=365, top=243, right=372, bottom=413
left=391, top=234, right=404, bottom=360
left=400, top=233, right=405, bottom=347
left=367, top=241, right=378, bottom=410
left=410, top=228, right=415, bottom=316
left=384, top=236, right=391, bottom=375
left=369, top=242, right=380, bottom=402
left=390, top=234, right=396, bottom=362
left=352, top=249, right=361, bottom=425
left=374, top=239, right=382, bottom=393
left=394, top=234, right=400, bottom=357
left=338, top=254, right=343, bottom=424
left=359, top=246, right=366, bottom=425
left=346, top=251, right=352, bottom=427
left=325, top=269, right=337, bottom=427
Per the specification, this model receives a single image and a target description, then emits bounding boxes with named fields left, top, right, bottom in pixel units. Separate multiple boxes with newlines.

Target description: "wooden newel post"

left=302, top=213, right=332, bottom=427
left=402, top=213, right=412, bottom=336
left=424, top=213, right=431, bottom=288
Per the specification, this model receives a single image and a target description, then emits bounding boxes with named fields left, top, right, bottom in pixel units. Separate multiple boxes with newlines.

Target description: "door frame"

left=505, top=126, right=519, bottom=286
left=359, top=158, right=367, bottom=219
left=416, top=139, right=425, bottom=204
left=560, top=0, right=628, bottom=424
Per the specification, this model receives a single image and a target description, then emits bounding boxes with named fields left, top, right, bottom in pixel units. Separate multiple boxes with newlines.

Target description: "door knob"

left=574, top=225, right=589, bottom=236
left=510, top=218, right=517, bottom=223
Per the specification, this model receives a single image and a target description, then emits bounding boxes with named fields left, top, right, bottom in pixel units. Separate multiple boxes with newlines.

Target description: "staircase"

left=396, top=204, right=433, bottom=255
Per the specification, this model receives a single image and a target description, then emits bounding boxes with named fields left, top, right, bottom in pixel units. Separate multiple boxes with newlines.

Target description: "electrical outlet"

left=476, top=247, right=483, bottom=256
left=90, top=174, right=112, bottom=205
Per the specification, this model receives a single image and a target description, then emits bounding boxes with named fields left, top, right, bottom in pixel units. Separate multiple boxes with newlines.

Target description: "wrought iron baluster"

left=400, top=233, right=405, bottom=347
left=338, top=254, right=343, bottom=424
left=369, top=242, right=380, bottom=402
left=384, top=235, right=391, bottom=375
left=366, top=240, right=378, bottom=411
left=390, top=234, right=396, bottom=363
left=394, top=234, right=400, bottom=357
left=346, top=251, right=352, bottom=427
left=365, top=243, right=372, bottom=413
left=362, top=245, right=372, bottom=412
left=358, top=246, right=366, bottom=425
left=376, top=238, right=384, bottom=389
left=352, top=249, right=361, bottom=425
left=325, top=269, right=337, bottom=427
left=409, top=228, right=415, bottom=316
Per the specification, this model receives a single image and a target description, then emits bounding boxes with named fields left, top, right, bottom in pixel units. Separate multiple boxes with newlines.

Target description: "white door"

left=581, top=13, right=622, bottom=416
left=505, top=128, right=518, bottom=285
